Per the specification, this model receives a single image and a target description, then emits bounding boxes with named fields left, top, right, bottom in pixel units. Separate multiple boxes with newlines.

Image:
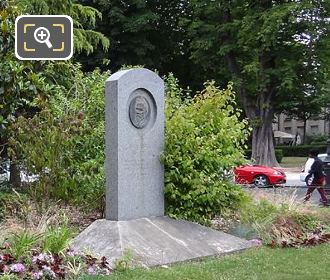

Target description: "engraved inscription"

left=129, top=95, right=151, bottom=129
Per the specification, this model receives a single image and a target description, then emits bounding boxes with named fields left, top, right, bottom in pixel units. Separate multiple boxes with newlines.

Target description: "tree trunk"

left=251, top=114, right=278, bottom=167
left=9, top=162, right=21, bottom=188
left=303, top=119, right=307, bottom=144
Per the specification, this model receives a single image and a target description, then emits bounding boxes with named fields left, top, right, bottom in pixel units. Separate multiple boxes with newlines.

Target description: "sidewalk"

left=280, top=167, right=301, bottom=173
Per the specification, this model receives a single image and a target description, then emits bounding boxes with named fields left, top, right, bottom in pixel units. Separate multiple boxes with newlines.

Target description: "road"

left=262, top=172, right=323, bottom=204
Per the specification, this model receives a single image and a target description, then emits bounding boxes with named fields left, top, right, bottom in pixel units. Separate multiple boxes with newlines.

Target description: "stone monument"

left=71, top=68, right=253, bottom=267
left=105, top=69, right=164, bottom=220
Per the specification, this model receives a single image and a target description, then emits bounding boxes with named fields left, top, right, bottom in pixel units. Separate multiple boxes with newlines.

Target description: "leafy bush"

left=10, top=65, right=108, bottom=208
left=275, top=149, right=283, bottom=163
left=163, top=76, right=250, bottom=223
left=276, top=145, right=327, bottom=157
left=305, top=134, right=328, bottom=145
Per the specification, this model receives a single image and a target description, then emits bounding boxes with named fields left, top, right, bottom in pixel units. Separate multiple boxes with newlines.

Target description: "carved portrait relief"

left=129, top=95, right=151, bottom=129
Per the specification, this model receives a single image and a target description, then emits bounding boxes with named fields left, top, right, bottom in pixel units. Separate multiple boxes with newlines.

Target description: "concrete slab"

left=71, top=216, right=254, bottom=267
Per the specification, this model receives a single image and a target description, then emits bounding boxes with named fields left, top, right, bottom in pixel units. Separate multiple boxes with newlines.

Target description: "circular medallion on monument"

left=129, top=95, right=151, bottom=129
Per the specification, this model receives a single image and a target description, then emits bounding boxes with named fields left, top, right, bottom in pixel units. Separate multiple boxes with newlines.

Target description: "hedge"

left=245, top=149, right=283, bottom=164
left=276, top=145, right=327, bottom=157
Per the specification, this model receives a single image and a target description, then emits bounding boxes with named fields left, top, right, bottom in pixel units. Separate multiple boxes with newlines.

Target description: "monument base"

left=71, top=216, right=254, bottom=267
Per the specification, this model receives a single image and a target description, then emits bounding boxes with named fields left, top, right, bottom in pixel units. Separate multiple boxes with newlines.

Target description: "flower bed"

left=0, top=244, right=112, bottom=279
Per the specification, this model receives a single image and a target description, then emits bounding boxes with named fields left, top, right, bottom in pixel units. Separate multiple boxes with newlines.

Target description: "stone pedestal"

left=71, top=217, right=254, bottom=267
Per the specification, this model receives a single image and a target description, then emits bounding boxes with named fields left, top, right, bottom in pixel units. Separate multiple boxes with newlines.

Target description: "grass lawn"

left=83, top=244, right=330, bottom=280
left=281, top=157, right=307, bottom=168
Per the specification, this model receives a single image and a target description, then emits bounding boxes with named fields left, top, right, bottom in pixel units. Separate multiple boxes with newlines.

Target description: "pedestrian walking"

left=304, top=149, right=328, bottom=206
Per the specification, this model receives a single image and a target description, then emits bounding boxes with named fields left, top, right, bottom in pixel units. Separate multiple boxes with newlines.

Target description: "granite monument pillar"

left=105, top=69, right=164, bottom=220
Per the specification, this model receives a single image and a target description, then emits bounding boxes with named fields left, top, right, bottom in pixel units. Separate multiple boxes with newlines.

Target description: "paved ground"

left=263, top=171, right=323, bottom=204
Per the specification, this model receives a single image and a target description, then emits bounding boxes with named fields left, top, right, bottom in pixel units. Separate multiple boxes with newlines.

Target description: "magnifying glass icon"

left=34, top=27, right=53, bottom=48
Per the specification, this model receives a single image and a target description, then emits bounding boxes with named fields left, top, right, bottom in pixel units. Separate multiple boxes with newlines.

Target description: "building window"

left=311, top=125, right=319, bottom=135
left=284, top=127, right=292, bottom=133
left=284, top=117, right=291, bottom=122
left=297, top=126, right=304, bottom=136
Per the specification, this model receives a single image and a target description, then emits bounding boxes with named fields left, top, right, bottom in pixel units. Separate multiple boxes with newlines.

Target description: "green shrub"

left=163, top=76, right=250, bottom=223
left=275, top=149, right=283, bottom=163
left=305, top=134, right=328, bottom=145
left=11, top=70, right=251, bottom=223
left=10, top=65, right=108, bottom=208
left=0, top=275, right=20, bottom=280
left=245, top=149, right=283, bottom=163
left=276, top=145, right=327, bottom=157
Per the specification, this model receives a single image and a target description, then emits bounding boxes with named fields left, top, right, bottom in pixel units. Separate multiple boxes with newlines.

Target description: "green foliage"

left=305, top=134, right=328, bottom=145
left=239, top=191, right=330, bottom=247
left=17, top=0, right=109, bottom=54
left=3, top=216, right=74, bottom=258
left=79, top=0, right=158, bottom=68
left=10, top=65, right=108, bottom=207
left=114, top=250, right=134, bottom=272
left=0, top=0, right=109, bottom=189
left=183, top=0, right=330, bottom=166
left=77, top=0, right=196, bottom=90
left=277, top=145, right=327, bottom=157
left=240, top=198, right=280, bottom=226
left=0, top=2, right=54, bottom=137
left=42, top=224, right=74, bottom=254
left=0, top=274, right=20, bottom=280
left=275, top=149, right=283, bottom=164
left=163, top=76, right=250, bottom=223
left=8, top=231, right=41, bottom=259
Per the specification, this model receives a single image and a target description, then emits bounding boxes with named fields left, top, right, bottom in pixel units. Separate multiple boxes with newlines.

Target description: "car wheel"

left=254, top=175, right=269, bottom=188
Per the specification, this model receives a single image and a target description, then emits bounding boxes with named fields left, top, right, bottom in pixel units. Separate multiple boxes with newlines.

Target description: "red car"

left=234, top=165, right=286, bottom=187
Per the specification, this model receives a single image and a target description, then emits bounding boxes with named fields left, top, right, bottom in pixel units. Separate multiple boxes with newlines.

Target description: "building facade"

left=274, top=114, right=330, bottom=139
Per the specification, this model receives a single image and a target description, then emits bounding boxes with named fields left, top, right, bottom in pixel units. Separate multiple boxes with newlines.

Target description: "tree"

left=77, top=0, right=158, bottom=70
left=77, top=0, right=200, bottom=89
left=185, top=0, right=330, bottom=166
left=0, top=0, right=109, bottom=187
left=278, top=1, right=330, bottom=144
left=18, top=0, right=109, bottom=54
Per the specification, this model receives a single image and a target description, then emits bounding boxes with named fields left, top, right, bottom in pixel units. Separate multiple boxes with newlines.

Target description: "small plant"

left=0, top=274, right=20, bottom=280
left=0, top=191, right=35, bottom=228
left=0, top=247, right=113, bottom=279
left=114, top=250, right=134, bottom=271
left=42, top=224, right=74, bottom=254
left=7, top=231, right=41, bottom=259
